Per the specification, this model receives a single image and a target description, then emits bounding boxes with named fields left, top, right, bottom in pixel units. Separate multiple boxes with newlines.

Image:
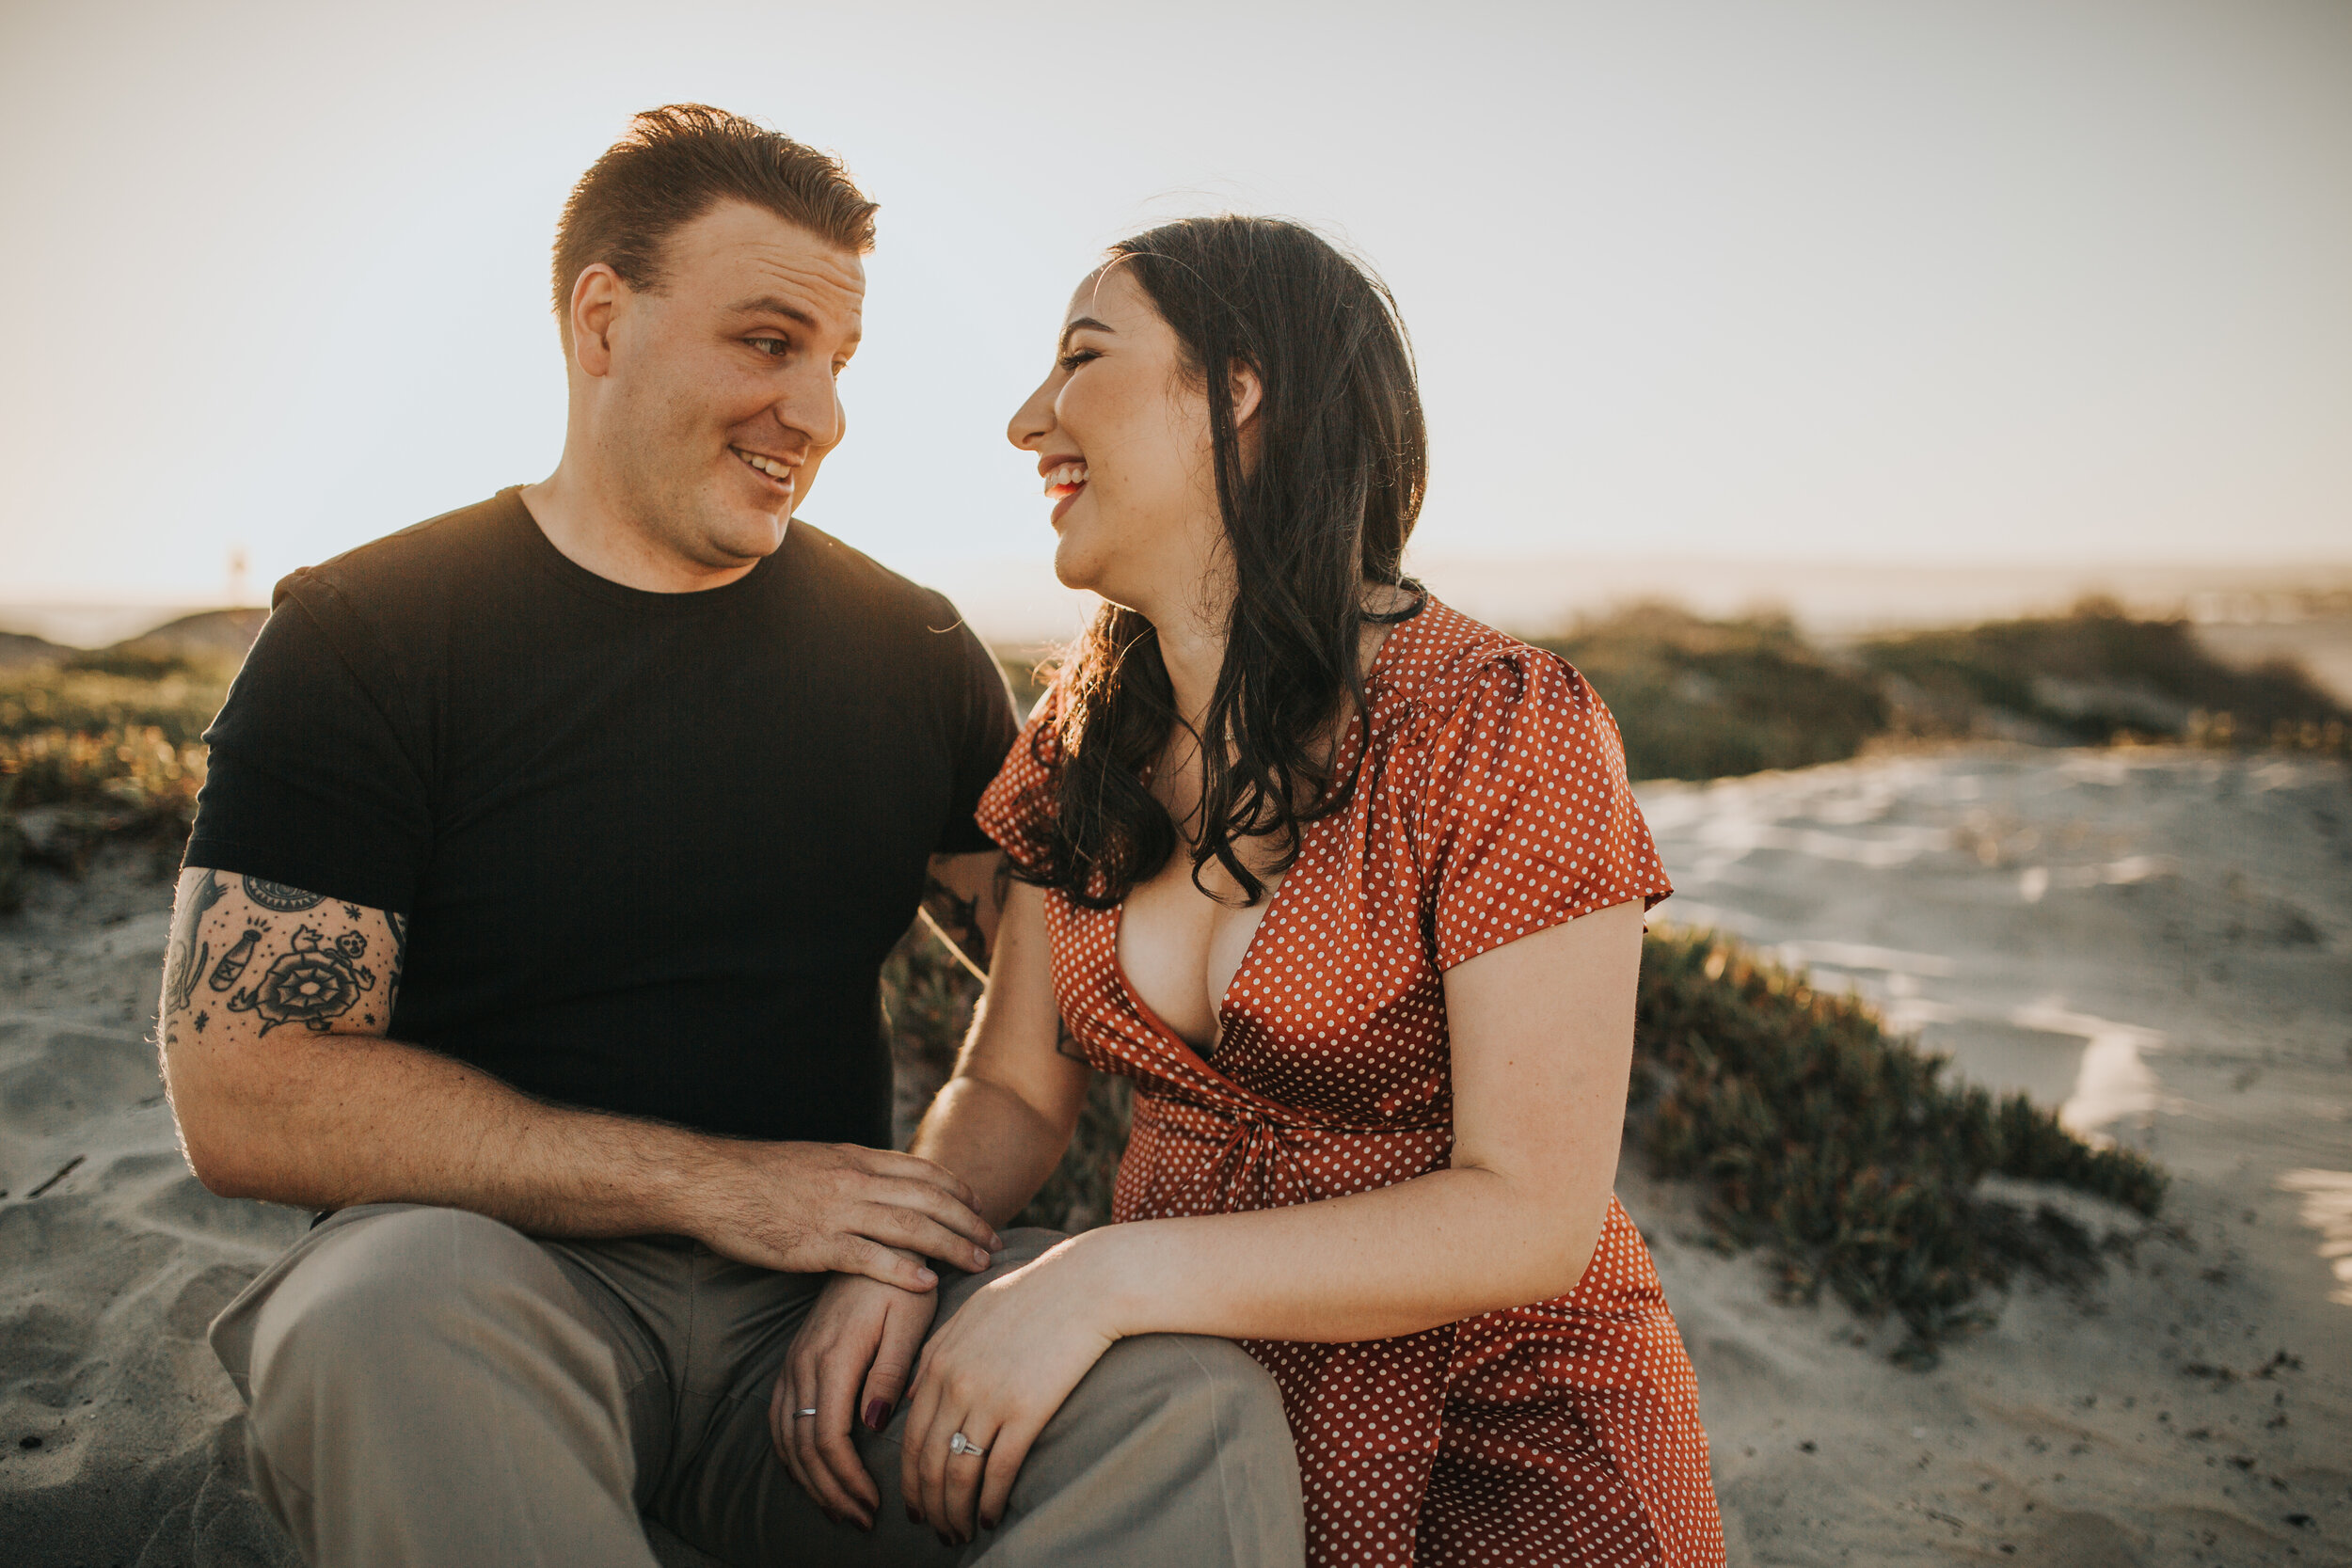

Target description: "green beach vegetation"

left=1532, top=596, right=2347, bottom=782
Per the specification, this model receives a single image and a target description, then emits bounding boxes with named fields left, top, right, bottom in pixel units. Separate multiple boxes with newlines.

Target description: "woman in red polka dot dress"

left=792, top=217, right=1722, bottom=1566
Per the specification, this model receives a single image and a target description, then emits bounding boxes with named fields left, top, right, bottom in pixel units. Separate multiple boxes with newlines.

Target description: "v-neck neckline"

left=1104, top=604, right=1423, bottom=1074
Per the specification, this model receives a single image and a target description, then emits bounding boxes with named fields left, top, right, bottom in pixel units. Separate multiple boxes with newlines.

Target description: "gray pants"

left=209, top=1205, right=1303, bottom=1568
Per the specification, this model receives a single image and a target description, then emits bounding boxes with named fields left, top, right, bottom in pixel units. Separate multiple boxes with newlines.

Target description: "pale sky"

left=5, top=0, right=2348, bottom=609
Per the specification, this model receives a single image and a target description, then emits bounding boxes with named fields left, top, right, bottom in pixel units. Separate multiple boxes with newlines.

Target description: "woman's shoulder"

left=976, top=679, right=1068, bottom=866
left=1378, top=597, right=1609, bottom=745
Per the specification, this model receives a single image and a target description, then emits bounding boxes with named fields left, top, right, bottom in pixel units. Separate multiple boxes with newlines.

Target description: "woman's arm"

left=1055, top=896, right=1645, bottom=1341
left=909, top=880, right=1096, bottom=1226
left=773, top=879, right=1085, bottom=1528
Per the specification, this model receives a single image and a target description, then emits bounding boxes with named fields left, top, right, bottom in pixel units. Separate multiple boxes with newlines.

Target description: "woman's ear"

left=1229, top=360, right=1263, bottom=430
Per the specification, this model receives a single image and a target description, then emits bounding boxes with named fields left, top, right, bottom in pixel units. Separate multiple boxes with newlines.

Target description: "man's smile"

left=732, top=445, right=797, bottom=496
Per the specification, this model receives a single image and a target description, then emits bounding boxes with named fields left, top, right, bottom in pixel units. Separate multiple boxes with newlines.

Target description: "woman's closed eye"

left=1056, top=347, right=1101, bottom=373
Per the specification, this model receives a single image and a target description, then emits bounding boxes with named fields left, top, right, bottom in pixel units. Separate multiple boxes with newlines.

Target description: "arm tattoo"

left=919, top=873, right=991, bottom=981
left=206, top=925, right=262, bottom=990
left=226, top=926, right=378, bottom=1035
left=165, top=870, right=228, bottom=1015
left=386, top=911, right=410, bottom=994
left=241, top=876, right=326, bottom=913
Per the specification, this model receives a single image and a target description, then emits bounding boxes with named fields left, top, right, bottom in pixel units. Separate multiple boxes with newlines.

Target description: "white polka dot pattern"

left=977, top=598, right=1724, bottom=1568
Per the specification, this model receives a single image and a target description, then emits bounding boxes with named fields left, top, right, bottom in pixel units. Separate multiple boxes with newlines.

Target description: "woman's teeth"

left=733, top=447, right=793, bottom=481
left=1043, top=462, right=1089, bottom=498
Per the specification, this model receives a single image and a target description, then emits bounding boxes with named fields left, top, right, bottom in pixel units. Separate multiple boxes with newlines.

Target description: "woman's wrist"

left=1046, top=1223, right=1156, bottom=1340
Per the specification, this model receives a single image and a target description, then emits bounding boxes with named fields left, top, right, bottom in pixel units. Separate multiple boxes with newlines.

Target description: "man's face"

left=591, top=201, right=865, bottom=570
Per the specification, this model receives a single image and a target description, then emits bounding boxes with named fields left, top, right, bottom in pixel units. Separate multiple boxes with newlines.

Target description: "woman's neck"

left=1154, top=613, right=1228, bottom=733
left=1149, top=578, right=1419, bottom=736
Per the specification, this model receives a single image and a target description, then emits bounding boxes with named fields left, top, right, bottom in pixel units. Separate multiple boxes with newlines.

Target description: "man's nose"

left=775, top=363, right=845, bottom=452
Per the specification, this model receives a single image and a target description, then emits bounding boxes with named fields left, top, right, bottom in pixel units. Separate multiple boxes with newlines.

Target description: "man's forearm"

left=168, top=1023, right=722, bottom=1238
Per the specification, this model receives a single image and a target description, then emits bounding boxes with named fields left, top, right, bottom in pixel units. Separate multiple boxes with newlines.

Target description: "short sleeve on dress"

left=974, top=684, right=1066, bottom=879
left=1417, top=649, right=1671, bottom=972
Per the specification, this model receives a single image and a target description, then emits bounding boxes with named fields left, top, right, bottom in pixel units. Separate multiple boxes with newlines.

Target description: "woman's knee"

left=1083, top=1333, right=1291, bottom=1446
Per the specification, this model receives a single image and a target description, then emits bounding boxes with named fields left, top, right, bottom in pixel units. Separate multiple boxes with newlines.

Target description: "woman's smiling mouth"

left=1043, top=461, right=1088, bottom=525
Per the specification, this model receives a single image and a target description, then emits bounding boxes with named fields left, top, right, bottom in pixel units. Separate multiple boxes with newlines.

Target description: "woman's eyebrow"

left=1058, top=315, right=1116, bottom=353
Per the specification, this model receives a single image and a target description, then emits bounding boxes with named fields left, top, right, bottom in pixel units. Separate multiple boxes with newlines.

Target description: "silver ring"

left=794, top=1407, right=818, bottom=1418
left=948, top=1431, right=987, bottom=1458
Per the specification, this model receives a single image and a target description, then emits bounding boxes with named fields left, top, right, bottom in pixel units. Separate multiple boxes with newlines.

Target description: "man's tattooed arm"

left=918, top=849, right=1013, bottom=979
left=160, top=871, right=407, bottom=1047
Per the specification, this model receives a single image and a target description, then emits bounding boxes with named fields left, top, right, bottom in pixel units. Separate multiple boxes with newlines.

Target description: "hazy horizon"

left=9, top=552, right=2350, bottom=650
left=5, top=0, right=2348, bottom=602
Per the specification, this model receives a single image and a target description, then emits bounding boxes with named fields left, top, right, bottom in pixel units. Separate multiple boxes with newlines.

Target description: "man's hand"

left=689, top=1143, right=998, bottom=1289
left=771, top=1266, right=939, bottom=1527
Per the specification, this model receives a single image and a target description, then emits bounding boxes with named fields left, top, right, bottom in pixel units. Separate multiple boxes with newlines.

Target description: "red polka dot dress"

left=977, top=598, right=1724, bottom=1568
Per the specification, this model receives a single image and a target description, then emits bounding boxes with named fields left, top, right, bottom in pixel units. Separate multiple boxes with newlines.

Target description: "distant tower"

left=227, top=546, right=250, bottom=608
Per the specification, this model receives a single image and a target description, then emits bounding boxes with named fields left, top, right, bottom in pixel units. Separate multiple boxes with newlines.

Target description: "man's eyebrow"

left=727, top=294, right=818, bottom=327
left=726, top=294, right=862, bottom=346
left=1058, top=315, right=1116, bottom=353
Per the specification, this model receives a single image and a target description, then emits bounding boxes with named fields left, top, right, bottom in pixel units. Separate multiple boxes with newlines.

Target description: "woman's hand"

left=772, top=1266, right=939, bottom=1528
left=898, top=1240, right=1122, bottom=1544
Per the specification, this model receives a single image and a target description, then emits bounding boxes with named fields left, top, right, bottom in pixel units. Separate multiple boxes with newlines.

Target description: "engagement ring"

left=794, top=1408, right=818, bottom=1418
left=948, top=1431, right=987, bottom=1458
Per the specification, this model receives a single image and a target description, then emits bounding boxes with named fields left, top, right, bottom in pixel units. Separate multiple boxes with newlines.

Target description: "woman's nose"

left=1007, top=375, right=1057, bottom=451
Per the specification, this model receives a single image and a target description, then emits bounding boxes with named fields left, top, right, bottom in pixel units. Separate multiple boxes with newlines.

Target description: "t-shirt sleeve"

left=934, top=616, right=1021, bottom=855
left=183, top=579, right=432, bottom=916
left=1417, top=649, right=1671, bottom=972
left=974, top=684, right=1065, bottom=879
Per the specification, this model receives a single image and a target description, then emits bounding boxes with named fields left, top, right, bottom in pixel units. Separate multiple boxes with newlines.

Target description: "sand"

left=1631, top=745, right=2352, bottom=1567
left=3, top=743, right=2346, bottom=1566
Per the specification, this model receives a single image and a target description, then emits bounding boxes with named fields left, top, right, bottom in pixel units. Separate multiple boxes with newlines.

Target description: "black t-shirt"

left=186, top=488, right=1016, bottom=1147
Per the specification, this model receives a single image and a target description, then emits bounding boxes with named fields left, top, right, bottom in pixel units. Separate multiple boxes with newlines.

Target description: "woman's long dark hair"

left=1029, top=216, right=1429, bottom=910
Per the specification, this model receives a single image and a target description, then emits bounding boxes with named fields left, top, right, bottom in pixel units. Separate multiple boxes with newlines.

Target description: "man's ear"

left=568, top=264, right=623, bottom=377
left=1229, top=359, right=1263, bottom=430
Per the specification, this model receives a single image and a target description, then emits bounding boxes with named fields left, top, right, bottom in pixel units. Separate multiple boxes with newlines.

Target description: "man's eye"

left=748, top=337, right=789, bottom=356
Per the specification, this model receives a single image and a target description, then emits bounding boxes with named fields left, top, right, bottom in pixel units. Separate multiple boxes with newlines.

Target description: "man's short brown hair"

left=551, top=104, right=878, bottom=351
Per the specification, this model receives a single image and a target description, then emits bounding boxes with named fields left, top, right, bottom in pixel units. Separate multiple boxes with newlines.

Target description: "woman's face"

left=1007, top=267, right=1252, bottom=627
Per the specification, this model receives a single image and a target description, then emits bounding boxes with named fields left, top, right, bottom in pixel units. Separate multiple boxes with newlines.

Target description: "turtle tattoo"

left=228, top=927, right=378, bottom=1035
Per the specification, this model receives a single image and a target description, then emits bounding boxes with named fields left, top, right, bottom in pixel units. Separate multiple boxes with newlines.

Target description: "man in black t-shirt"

left=164, top=107, right=1300, bottom=1568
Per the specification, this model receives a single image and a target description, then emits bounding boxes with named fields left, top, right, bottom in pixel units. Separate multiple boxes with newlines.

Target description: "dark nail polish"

left=937, top=1530, right=957, bottom=1548
left=981, top=1515, right=998, bottom=1530
left=864, top=1398, right=891, bottom=1431
left=906, top=1507, right=921, bottom=1525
